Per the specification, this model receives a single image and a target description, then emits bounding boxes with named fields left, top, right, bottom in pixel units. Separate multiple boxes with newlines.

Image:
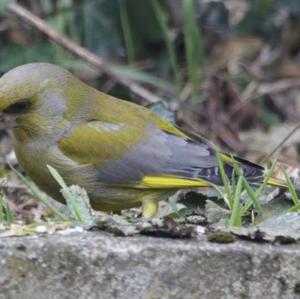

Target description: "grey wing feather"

left=96, top=125, right=219, bottom=185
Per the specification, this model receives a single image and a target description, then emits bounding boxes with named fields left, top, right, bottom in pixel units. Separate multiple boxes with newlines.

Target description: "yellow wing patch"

left=138, top=175, right=212, bottom=189
left=58, top=121, right=143, bottom=165
left=156, top=121, right=189, bottom=139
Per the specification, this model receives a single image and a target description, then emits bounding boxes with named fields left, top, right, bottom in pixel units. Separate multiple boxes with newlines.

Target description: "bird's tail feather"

left=227, top=155, right=300, bottom=192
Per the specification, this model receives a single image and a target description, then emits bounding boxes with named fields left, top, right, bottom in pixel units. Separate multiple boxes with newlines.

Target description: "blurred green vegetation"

left=1, top=0, right=300, bottom=148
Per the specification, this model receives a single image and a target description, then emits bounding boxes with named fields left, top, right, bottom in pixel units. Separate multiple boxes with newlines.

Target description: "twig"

left=179, top=83, right=192, bottom=103
left=227, top=78, right=300, bottom=119
left=7, top=3, right=161, bottom=104
left=259, top=122, right=300, bottom=163
left=257, top=78, right=300, bottom=95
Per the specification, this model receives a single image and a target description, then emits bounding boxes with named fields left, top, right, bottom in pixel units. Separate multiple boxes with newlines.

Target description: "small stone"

left=186, top=215, right=206, bottom=225
left=36, top=225, right=48, bottom=234
left=57, top=226, right=84, bottom=235
left=5, top=151, right=17, bottom=165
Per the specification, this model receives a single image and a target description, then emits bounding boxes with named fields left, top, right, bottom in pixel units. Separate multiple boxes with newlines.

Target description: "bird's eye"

left=3, top=99, right=31, bottom=114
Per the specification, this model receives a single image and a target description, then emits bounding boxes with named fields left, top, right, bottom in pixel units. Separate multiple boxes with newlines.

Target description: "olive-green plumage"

left=0, top=63, right=287, bottom=217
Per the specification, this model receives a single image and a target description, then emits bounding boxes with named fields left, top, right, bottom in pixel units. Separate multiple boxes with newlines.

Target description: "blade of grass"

left=230, top=153, right=263, bottom=214
left=288, top=203, right=300, bottom=212
left=215, top=149, right=233, bottom=209
left=241, top=199, right=252, bottom=216
left=242, top=177, right=263, bottom=213
left=241, top=162, right=276, bottom=215
left=0, top=193, right=4, bottom=222
left=255, top=160, right=276, bottom=198
left=211, top=184, right=231, bottom=209
left=282, top=170, right=300, bottom=206
left=7, top=161, right=68, bottom=221
left=182, top=0, right=203, bottom=102
left=4, top=201, right=14, bottom=224
left=47, top=165, right=83, bottom=223
left=119, top=0, right=135, bottom=64
left=151, top=0, right=181, bottom=93
left=231, top=168, right=237, bottom=191
left=230, top=154, right=242, bottom=176
left=229, top=176, right=243, bottom=227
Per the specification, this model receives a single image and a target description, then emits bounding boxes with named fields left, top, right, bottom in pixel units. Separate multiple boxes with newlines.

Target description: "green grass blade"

left=4, top=201, right=14, bottom=224
left=229, top=176, right=243, bottom=227
left=211, top=184, right=231, bottom=209
left=255, top=160, right=276, bottom=198
left=151, top=0, right=181, bottom=93
left=47, top=165, right=83, bottom=223
left=215, top=149, right=233, bottom=209
left=0, top=193, right=4, bottom=223
left=119, top=0, right=135, bottom=64
left=288, top=203, right=300, bottom=212
left=231, top=169, right=237, bottom=192
left=282, top=170, right=300, bottom=206
left=182, top=0, right=203, bottom=102
left=0, top=189, right=13, bottom=224
left=240, top=161, right=276, bottom=216
left=7, top=161, right=68, bottom=221
left=241, top=199, right=253, bottom=216
left=230, top=154, right=242, bottom=176
left=242, top=177, right=263, bottom=213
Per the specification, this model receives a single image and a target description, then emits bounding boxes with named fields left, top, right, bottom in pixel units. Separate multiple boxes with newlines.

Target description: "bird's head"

left=0, top=63, right=91, bottom=143
left=0, top=63, right=80, bottom=116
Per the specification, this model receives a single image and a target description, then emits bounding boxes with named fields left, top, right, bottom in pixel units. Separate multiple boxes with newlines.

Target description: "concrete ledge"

left=1, top=232, right=300, bottom=299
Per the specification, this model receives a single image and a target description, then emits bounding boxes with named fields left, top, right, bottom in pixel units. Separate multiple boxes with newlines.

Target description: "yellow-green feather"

left=59, top=122, right=145, bottom=165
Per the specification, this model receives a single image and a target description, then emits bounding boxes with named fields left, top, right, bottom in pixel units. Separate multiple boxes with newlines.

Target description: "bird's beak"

left=0, top=112, right=16, bottom=130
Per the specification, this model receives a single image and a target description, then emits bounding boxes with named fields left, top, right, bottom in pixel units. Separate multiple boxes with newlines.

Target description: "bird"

left=0, top=63, right=288, bottom=217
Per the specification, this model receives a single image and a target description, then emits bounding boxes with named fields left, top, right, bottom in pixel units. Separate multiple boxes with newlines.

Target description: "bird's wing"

left=58, top=119, right=223, bottom=189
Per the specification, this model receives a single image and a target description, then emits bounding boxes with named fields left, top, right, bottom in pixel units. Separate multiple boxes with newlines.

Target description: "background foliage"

left=1, top=0, right=300, bottom=231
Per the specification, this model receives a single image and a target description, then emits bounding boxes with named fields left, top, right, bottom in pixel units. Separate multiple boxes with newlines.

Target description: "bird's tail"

left=228, top=155, right=299, bottom=191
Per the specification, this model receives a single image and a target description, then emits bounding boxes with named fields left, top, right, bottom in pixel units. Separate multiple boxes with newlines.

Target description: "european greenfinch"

left=0, top=63, right=287, bottom=217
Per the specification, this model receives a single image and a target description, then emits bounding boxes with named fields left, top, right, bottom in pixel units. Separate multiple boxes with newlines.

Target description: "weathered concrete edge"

left=0, top=231, right=300, bottom=299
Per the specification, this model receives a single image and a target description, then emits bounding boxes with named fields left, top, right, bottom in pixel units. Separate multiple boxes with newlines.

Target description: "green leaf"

left=62, top=185, right=94, bottom=226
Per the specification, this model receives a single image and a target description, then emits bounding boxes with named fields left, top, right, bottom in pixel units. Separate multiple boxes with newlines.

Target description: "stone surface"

left=0, top=231, right=300, bottom=299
